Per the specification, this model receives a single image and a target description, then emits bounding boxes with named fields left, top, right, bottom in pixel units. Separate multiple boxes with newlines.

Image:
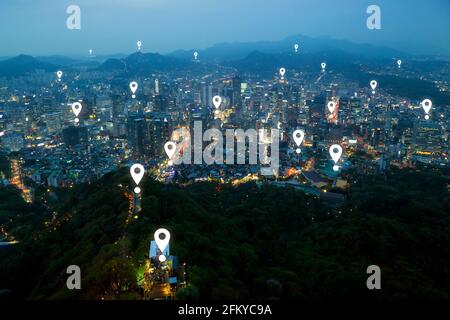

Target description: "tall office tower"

left=194, top=92, right=201, bottom=105
left=112, top=95, right=124, bottom=119
left=154, top=79, right=160, bottom=94
left=232, top=75, right=242, bottom=113
left=62, top=126, right=88, bottom=147
left=113, top=115, right=127, bottom=138
left=338, top=97, right=350, bottom=125
left=349, top=98, right=362, bottom=124
left=146, top=116, right=171, bottom=159
left=413, top=120, right=442, bottom=153
left=0, top=112, right=6, bottom=132
left=396, top=116, right=414, bottom=157
left=96, top=94, right=113, bottom=122
left=369, top=127, right=383, bottom=149
left=201, top=84, right=213, bottom=107
left=286, top=104, right=298, bottom=127
left=223, top=86, right=233, bottom=107
left=127, top=116, right=146, bottom=159
left=309, top=94, right=326, bottom=125
left=384, top=104, right=394, bottom=144
left=154, top=95, right=169, bottom=113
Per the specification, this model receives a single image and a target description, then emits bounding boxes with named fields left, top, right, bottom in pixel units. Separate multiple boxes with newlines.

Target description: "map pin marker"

left=194, top=51, right=198, bottom=60
left=370, top=80, right=377, bottom=94
left=329, top=144, right=343, bottom=171
left=279, top=67, right=286, bottom=78
left=130, top=81, right=138, bottom=98
left=137, top=41, right=142, bottom=51
left=130, top=164, right=145, bottom=194
left=294, top=44, right=299, bottom=52
left=293, top=129, right=305, bottom=154
left=71, top=102, right=82, bottom=123
left=397, top=59, right=402, bottom=68
left=154, top=228, right=170, bottom=262
left=421, top=99, right=432, bottom=120
left=164, top=141, right=176, bottom=165
left=212, top=96, right=222, bottom=109
left=321, top=62, right=326, bottom=71
left=327, top=101, right=336, bottom=115
left=57, top=70, right=63, bottom=81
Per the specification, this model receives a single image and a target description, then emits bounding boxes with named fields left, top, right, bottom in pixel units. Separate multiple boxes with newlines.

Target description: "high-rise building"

left=112, top=95, right=125, bottom=119
left=127, top=116, right=146, bottom=159
left=232, top=75, right=242, bottom=112
left=146, top=115, right=171, bottom=159
left=154, top=79, right=160, bottom=95
left=349, top=98, right=362, bottom=124
left=413, top=120, right=441, bottom=153
left=154, top=95, right=169, bottom=113
left=62, top=126, right=88, bottom=147
left=201, top=84, right=213, bottom=108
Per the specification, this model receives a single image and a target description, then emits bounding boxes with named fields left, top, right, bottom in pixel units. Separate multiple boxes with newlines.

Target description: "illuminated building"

left=127, top=116, right=146, bottom=159
left=413, top=120, right=441, bottom=153
left=146, top=114, right=171, bottom=159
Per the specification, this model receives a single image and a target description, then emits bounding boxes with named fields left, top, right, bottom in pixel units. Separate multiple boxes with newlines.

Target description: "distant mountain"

left=97, top=52, right=196, bottom=75
left=35, top=55, right=80, bottom=67
left=226, top=49, right=368, bottom=77
left=35, top=54, right=128, bottom=66
left=0, top=55, right=58, bottom=77
left=168, top=34, right=408, bottom=62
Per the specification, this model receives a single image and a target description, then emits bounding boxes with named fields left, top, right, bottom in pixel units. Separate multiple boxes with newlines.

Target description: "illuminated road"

left=10, top=159, right=32, bottom=203
left=315, top=71, right=325, bottom=84
left=124, top=191, right=134, bottom=225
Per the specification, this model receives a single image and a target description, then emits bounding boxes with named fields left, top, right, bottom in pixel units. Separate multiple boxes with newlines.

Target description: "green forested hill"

left=0, top=167, right=449, bottom=300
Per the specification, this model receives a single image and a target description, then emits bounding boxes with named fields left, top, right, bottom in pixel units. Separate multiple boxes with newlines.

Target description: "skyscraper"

left=413, top=120, right=441, bottom=153
left=127, top=116, right=146, bottom=159
left=62, top=126, right=88, bottom=147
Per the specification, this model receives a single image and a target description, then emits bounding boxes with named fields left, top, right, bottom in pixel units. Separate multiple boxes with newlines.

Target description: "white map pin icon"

left=293, top=129, right=305, bottom=154
left=329, top=144, right=343, bottom=171
left=194, top=51, right=198, bottom=59
left=71, top=102, right=82, bottom=123
left=321, top=62, right=326, bottom=70
left=164, top=141, right=176, bottom=164
left=421, top=99, right=432, bottom=119
left=397, top=59, right=402, bottom=67
left=137, top=41, right=142, bottom=50
left=279, top=68, right=286, bottom=77
left=130, top=164, right=145, bottom=194
left=370, top=80, right=378, bottom=91
left=294, top=44, right=299, bottom=52
left=57, top=71, right=62, bottom=80
left=212, top=96, right=222, bottom=109
left=327, top=101, right=336, bottom=114
left=130, top=81, right=138, bottom=98
left=154, top=228, right=170, bottom=262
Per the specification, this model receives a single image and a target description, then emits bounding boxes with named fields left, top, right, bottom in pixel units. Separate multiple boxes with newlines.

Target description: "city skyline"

left=0, top=0, right=449, bottom=307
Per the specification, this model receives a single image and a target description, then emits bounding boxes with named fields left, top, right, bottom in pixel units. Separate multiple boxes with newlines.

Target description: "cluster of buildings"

left=0, top=61, right=448, bottom=202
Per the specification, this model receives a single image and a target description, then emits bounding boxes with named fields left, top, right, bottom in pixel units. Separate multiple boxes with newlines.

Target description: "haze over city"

left=0, top=0, right=449, bottom=56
